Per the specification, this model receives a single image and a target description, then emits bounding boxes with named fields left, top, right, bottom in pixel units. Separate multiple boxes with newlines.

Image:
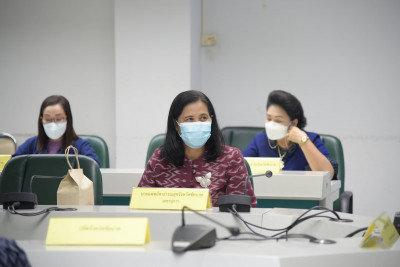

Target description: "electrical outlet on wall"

left=201, top=35, right=216, bottom=46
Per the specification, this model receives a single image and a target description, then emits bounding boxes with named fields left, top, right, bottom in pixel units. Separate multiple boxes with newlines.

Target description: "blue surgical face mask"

left=177, top=120, right=212, bottom=149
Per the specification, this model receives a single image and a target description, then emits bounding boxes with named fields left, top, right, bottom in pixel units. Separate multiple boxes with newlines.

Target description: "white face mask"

left=43, top=122, right=67, bottom=140
left=265, top=121, right=289, bottom=140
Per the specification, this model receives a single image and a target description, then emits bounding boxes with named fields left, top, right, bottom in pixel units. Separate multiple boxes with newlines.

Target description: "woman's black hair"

left=160, top=90, right=225, bottom=167
left=37, top=95, right=79, bottom=152
left=266, top=90, right=307, bottom=129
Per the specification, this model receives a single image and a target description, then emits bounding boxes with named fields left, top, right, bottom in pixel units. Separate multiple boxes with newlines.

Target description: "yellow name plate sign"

left=130, top=188, right=212, bottom=211
left=46, top=217, right=151, bottom=246
left=0, top=155, right=11, bottom=171
left=244, top=157, right=282, bottom=175
left=361, top=212, right=399, bottom=249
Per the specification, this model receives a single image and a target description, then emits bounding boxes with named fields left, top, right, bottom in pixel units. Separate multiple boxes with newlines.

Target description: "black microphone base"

left=171, top=224, right=216, bottom=253
left=218, top=194, right=251, bottom=212
left=2, top=192, right=38, bottom=210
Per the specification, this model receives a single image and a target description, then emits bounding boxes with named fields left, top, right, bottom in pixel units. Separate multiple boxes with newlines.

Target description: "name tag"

left=244, top=157, right=282, bottom=175
left=46, top=217, right=151, bottom=245
left=360, top=212, right=399, bottom=248
left=0, top=155, right=11, bottom=171
left=130, top=188, right=212, bottom=210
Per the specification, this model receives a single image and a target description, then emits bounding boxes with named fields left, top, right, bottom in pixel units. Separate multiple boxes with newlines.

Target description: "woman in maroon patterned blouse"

left=138, top=90, right=257, bottom=207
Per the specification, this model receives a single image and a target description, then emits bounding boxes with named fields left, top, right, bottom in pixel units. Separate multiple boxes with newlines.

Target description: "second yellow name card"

left=0, top=155, right=11, bottom=171
left=130, top=187, right=212, bottom=210
left=244, top=157, right=282, bottom=175
left=46, top=217, right=151, bottom=246
left=360, top=212, right=399, bottom=249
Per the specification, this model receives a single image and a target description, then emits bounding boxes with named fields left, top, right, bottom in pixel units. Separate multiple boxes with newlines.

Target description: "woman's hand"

left=287, top=126, right=334, bottom=179
left=287, top=126, right=306, bottom=145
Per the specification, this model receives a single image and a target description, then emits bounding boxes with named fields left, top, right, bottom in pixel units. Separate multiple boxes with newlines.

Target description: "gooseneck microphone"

left=244, top=170, right=273, bottom=196
left=171, top=206, right=240, bottom=253
left=218, top=170, right=273, bottom=212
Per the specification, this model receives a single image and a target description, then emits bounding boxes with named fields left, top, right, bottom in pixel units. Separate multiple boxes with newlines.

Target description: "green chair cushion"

left=222, top=127, right=265, bottom=151
left=319, top=134, right=345, bottom=211
left=145, top=133, right=166, bottom=165
left=80, top=135, right=110, bottom=168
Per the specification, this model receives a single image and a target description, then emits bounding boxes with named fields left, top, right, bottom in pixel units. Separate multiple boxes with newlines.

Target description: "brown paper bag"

left=57, top=145, right=94, bottom=205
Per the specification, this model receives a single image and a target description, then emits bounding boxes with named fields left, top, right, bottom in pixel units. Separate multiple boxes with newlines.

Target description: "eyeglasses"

left=41, top=116, right=67, bottom=124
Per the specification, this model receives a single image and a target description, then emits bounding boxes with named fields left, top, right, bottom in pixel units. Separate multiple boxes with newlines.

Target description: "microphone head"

left=265, top=170, right=273, bottom=178
left=228, top=227, right=240, bottom=236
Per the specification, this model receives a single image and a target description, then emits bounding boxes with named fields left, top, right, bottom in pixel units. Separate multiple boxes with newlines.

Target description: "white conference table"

left=1, top=206, right=399, bottom=267
left=101, top=169, right=341, bottom=209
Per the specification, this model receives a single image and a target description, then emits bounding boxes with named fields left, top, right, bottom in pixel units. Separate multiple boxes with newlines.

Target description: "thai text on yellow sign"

left=130, top=187, right=212, bottom=210
left=46, top=217, right=151, bottom=245
left=244, top=157, right=282, bottom=175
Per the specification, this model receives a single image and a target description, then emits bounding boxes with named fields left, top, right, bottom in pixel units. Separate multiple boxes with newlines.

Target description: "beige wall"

left=0, top=0, right=116, bottom=166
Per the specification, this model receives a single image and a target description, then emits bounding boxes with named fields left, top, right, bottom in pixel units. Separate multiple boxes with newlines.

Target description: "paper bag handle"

left=65, top=145, right=80, bottom=169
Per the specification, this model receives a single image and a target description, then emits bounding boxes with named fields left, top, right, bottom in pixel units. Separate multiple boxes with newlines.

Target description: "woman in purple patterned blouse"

left=138, top=90, right=257, bottom=207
